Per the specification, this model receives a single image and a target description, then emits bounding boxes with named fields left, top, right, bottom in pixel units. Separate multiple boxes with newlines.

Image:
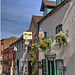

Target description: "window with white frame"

left=56, top=59, right=64, bottom=75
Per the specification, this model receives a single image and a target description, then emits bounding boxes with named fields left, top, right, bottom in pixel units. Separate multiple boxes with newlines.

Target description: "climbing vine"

left=31, top=55, right=36, bottom=75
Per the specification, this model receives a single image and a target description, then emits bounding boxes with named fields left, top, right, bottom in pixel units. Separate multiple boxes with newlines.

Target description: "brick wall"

left=2, top=37, right=17, bottom=74
left=29, top=17, right=39, bottom=75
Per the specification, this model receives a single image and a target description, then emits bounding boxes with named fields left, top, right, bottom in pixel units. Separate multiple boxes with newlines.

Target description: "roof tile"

left=43, top=1, right=56, bottom=7
left=33, top=16, right=42, bottom=23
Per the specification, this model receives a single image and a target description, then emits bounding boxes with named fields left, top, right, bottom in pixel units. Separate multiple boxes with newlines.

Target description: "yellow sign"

left=23, top=32, right=32, bottom=39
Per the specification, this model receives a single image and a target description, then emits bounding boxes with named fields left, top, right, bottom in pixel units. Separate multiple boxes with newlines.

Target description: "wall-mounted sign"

left=23, top=32, right=32, bottom=39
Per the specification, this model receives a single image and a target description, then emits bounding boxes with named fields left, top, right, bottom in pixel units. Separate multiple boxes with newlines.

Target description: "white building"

left=15, top=35, right=28, bottom=75
left=38, top=0, right=75, bottom=75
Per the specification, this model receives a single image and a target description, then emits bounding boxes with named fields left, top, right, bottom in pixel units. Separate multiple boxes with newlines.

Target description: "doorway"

left=48, top=60, right=55, bottom=75
left=17, top=59, right=19, bottom=75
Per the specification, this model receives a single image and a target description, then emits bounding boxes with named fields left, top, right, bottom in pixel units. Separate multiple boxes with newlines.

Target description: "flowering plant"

left=39, top=39, right=52, bottom=52
left=55, top=31, right=69, bottom=46
left=31, top=43, right=39, bottom=51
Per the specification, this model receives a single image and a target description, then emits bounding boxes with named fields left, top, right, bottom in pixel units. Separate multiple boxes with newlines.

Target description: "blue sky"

left=1, top=0, right=56, bottom=39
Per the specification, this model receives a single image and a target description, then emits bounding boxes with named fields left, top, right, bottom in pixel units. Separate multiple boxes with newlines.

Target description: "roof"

left=40, top=0, right=56, bottom=11
left=43, top=1, right=56, bottom=7
left=32, top=16, right=42, bottom=23
left=38, top=0, right=71, bottom=24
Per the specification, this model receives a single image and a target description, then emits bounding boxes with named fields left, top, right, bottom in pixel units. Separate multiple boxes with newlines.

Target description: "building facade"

left=29, top=15, right=42, bottom=75
left=38, top=0, right=75, bottom=75
left=15, top=35, right=28, bottom=75
left=0, top=37, right=17, bottom=75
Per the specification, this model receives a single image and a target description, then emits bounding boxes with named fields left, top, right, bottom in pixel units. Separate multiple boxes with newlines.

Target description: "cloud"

left=1, top=0, right=44, bottom=39
left=13, top=13, right=23, bottom=19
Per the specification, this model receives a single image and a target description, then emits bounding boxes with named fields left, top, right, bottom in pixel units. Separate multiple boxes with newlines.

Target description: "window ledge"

left=54, top=43, right=59, bottom=46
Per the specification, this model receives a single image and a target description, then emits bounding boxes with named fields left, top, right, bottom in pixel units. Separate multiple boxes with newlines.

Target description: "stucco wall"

left=39, top=0, right=75, bottom=75
left=16, top=39, right=27, bottom=74
left=62, top=0, right=75, bottom=75
left=40, top=2, right=70, bottom=37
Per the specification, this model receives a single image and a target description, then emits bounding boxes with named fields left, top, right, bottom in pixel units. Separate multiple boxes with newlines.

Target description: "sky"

left=1, top=0, right=56, bottom=39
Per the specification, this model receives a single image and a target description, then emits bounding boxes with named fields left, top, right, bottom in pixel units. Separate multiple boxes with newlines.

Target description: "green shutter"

left=42, top=59, right=47, bottom=75
left=48, top=60, right=50, bottom=75
left=48, top=60, right=55, bottom=75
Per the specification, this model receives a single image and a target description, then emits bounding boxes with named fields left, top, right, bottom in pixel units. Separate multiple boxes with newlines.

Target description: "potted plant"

left=39, top=39, right=52, bottom=54
left=55, top=31, right=69, bottom=47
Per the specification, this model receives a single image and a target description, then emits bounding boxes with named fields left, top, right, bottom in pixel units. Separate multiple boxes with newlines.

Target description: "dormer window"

left=56, top=0, right=64, bottom=6
left=40, top=0, right=56, bottom=16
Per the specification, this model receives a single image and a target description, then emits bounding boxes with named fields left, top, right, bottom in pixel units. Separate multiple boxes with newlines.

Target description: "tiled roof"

left=32, top=16, right=42, bottom=23
left=38, top=0, right=71, bottom=24
left=43, top=1, right=56, bottom=7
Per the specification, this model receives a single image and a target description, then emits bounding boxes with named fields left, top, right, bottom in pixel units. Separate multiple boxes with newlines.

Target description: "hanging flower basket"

left=31, top=43, right=39, bottom=51
left=55, top=31, right=69, bottom=47
left=39, top=39, right=52, bottom=53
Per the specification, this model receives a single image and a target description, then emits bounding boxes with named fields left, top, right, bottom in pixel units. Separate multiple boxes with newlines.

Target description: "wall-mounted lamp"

left=66, top=31, right=68, bottom=37
left=62, top=66, right=67, bottom=71
left=58, top=65, right=67, bottom=71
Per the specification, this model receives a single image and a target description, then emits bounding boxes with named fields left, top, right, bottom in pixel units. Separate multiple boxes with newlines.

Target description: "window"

left=42, top=59, right=47, bottom=75
left=25, top=67, right=27, bottom=72
left=56, top=59, right=64, bottom=75
left=43, top=8, right=47, bottom=16
left=56, top=24, right=62, bottom=34
left=57, top=0, right=64, bottom=6
left=1, top=44, right=3, bottom=51
left=19, top=42, right=20, bottom=49
left=17, top=43, right=18, bottom=50
left=22, top=41, right=23, bottom=49
left=44, top=32, right=47, bottom=39
left=47, top=59, right=64, bottom=75
left=48, top=60, right=54, bottom=75
left=56, top=24, right=62, bottom=43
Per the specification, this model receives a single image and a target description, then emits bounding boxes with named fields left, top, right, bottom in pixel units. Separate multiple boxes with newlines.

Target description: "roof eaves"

left=38, top=0, right=71, bottom=24
left=40, top=0, right=46, bottom=11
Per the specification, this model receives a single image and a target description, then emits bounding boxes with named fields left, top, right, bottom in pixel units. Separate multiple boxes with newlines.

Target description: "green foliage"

left=31, top=55, right=36, bottom=75
left=39, top=39, right=52, bottom=53
left=55, top=32, right=68, bottom=46
left=31, top=43, right=39, bottom=51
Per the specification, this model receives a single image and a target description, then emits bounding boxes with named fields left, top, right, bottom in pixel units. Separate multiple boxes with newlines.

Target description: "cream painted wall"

left=39, top=0, right=75, bottom=75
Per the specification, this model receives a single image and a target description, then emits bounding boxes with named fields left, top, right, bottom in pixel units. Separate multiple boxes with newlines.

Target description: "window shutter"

left=42, top=59, right=47, bottom=75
